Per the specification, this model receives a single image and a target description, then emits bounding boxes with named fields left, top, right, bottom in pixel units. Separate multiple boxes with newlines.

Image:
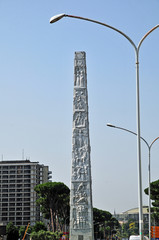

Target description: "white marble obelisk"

left=70, top=52, right=94, bottom=240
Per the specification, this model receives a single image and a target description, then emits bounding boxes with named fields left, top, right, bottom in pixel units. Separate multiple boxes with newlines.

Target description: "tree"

left=32, top=221, right=47, bottom=232
left=6, top=222, right=19, bottom=240
left=93, top=208, right=120, bottom=240
left=121, top=219, right=138, bottom=239
left=93, top=207, right=112, bottom=224
left=19, top=225, right=32, bottom=239
left=19, top=226, right=26, bottom=240
left=34, top=182, right=70, bottom=232
left=31, top=230, right=62, bottom=240
left=144, top=179, right=159, bottom=224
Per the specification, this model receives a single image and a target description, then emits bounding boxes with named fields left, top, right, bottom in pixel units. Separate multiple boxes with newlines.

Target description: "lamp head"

left=107, top=123, right=116, bottom=128
left=50, top=13, right=66, bottom=24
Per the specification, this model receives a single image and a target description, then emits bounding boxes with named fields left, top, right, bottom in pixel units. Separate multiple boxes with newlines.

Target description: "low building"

left=0, top=160, right=52, bottom=226
left=115, top=206, right=149, bottom=224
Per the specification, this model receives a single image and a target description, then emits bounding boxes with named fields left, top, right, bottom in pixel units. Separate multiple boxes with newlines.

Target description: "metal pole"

left=148, top=148, right=151, bottom=240
left=148, top=136, right=159, bottom=240
left=135, top=50, right=143, bottom=239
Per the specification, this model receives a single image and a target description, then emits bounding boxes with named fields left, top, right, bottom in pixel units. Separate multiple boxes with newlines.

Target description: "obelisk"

left=70, top=52, right=94, bottom=240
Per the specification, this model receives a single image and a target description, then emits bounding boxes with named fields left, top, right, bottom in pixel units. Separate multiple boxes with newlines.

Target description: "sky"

left=0, top=0, right=159, bottom=214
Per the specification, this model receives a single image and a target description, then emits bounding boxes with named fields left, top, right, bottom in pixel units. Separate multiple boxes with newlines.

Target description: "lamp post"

left=50, top=13, right=159, bottom=240
left=107, top=123, right=159, bottom=240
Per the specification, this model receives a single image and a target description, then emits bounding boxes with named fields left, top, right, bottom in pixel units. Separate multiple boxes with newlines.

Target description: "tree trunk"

left=50, top=208, right=54, bottom=232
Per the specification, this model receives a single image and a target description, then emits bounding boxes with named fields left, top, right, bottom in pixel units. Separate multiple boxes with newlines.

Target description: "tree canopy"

left=144, top=179, right=159, bottom=224
left=93, top=208, right=120, bottom=239
left=6, top=222, right=19, bottom=240
left=34, top=182, right=70, bottom=232
left=32, top=221, right=47, bottom=233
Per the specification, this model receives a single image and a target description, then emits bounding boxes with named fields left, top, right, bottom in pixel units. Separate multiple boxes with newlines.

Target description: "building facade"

left=0, top=160, right=52, bottom=226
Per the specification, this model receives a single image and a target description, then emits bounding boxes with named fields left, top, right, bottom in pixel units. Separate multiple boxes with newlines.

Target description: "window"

left=24, top=175, right=30, bottom=178
left=10, top=212, right=15, bottom=216
left=2, top=213, right=7, bottom=216
left=2, top=180, right=8, bottom=183
left=10, top=166, right=15, bottom=169
left=16, top=221, right=22, bottom=225
left=10, top=175, right=15, bottom=178
left=9, top=189, right=15, bottom=192
left=9, top=194, right=15, bottom=197
left=24, top=193, right=30, bottom=197
left=17, top=175, right=23, bottom=178
left=16, top=203, right=22, bottom=206
left=17, top=189, right=22, bottom=193
left=3, top=166, right=8, bottom=169
left=9, top=208, right=15, bottom=211
left=24, top=198, right=30, bottom=202
left=9, top=180, right=15, bottom=183
left=17, top=194, right=22, bottom=197
left=9, top=198, right=15, bottom=202
left=2, top=176, right=8, bottom=179
left=24, top=166, right=30, bottom=169
left=2, top=203, right=8, bottom=206
left=24, top=179, right=30, bottom=183
left=24, top=203, right=30, bottom=206
left=24, top=212, right=30, bottom=215
left=24, top=189, right=30, bottom=193
left=3, top=194, right=8, bottom=197
left=17, top=198, right=22, bottom=202
left=24, top=207, right=30, bottom=211
left=16, top=212, right=22, bottom=216
left=16, top=207, right=22, bottom=211
left=2, top=189, right=8, bottom=192
left=24, top=184, right=30, bottom=188
left=2, top=208, right=8, bottom=211
left=2, top=217, right=7, bottom=221
left=9, top=203, right=15, bottom=206
left=17, top=180, right=22, bottom=183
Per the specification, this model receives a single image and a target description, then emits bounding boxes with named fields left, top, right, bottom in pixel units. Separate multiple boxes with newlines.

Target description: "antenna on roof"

left=22, top=149, right=24, bottom=160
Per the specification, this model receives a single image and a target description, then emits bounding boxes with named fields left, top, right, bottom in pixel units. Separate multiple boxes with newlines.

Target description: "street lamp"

left=50, top=13, right=159, bottom=240
left=107, top=123, right=159, bottom=240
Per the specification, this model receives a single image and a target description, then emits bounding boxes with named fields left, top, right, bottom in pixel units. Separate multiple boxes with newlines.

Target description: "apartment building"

left=0, top=160, right=52, bottom=226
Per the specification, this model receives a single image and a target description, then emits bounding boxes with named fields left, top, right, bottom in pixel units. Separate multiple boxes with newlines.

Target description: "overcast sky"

left=0, top=0, right=159, bottom=214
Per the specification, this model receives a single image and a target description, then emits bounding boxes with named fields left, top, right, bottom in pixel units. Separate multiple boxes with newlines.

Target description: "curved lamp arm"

left=150, top=136, right=159, bottom=149
left=55, top=14, right=137, bottom=50
left=138, top=25, right=159, bottom=51
left=50, top=13, right=159, bottom=54
left=107, top=123, right=149, bottom=148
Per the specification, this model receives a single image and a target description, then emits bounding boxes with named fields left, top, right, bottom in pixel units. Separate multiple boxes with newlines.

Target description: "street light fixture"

left=50, top=13, right=159, bottom=240
left=107, top=123, right=159, bottom=240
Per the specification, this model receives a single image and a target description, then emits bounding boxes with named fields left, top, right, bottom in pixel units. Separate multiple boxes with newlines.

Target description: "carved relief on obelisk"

left=70, top=52, right=94, bottom=240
